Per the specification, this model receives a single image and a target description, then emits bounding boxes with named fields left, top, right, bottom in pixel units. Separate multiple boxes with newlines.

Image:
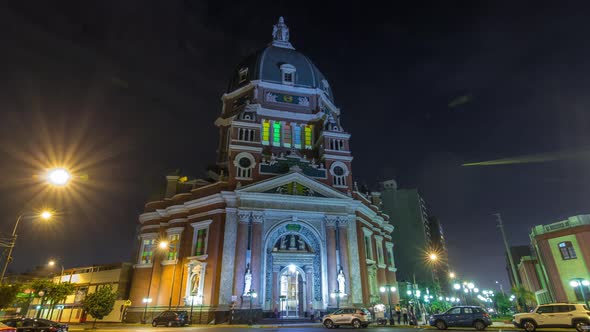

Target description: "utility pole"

left=494, top=213, right=520, bottom=288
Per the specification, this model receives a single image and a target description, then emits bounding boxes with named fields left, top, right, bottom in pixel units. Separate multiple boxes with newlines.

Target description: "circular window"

left=239, top=157, right=252, bottom=168
left=333, top=166, right=344, bottom=176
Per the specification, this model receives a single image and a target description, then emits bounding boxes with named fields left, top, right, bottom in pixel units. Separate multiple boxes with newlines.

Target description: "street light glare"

left=40, top=211, right=53, bottom=220
left=449, top=272, right=456, bottom=279
left=429, top=253, right=438, bottom=261
left=159, top=241, right=169, bottom=249
left=47, top=168, right=72, bottom=186
left=48, top=260, right=55, bottom=266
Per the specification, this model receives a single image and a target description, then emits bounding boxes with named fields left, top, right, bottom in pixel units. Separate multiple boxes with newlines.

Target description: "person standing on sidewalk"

left=395, top=305, right=401, bottom=325
left=402, top=306, right=408, bottom=324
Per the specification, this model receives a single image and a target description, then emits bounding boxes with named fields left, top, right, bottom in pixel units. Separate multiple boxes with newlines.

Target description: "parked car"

left=0, top=322, right=16, bottom=332
left=429, top=306, right=492, bottom=330
left=322, top=308, right=372, bottom=329
left=151, top=311, right=190, bottom=327
left=513, top=303, right=590, bottom=332
left=1, top=318, right=67, bottom=332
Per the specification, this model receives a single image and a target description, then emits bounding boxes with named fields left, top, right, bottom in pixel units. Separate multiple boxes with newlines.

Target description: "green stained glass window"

left=195, top=228, right=208, bottom=256
left=273, top=122, right=281, bottom=145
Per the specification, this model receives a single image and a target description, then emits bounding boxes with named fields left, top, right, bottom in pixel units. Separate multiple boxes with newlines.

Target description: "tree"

left=0, top=284, right=22, bottom=309
left=46, top=283, right=75, bottom=319
left=82, top=285, right=117, bottom=329
left=494, top=292, right=512, bottom=315
left=511, top=286, right=536, bottom=312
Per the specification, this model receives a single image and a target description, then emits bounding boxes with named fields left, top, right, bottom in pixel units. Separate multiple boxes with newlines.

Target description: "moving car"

left=151, top=311, right=190, bottom=327
left=1, top=318, right=68, bottom=332
left=0, top=322, right=16, bottom=332
left=322, top=308, right=372, bottom=329
left=513, top=303, right=590, bottom=332
left=429, top=306, right=492, bottom=330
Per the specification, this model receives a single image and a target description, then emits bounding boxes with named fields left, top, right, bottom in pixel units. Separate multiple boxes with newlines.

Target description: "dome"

left=227, top=17, right=334, bottom=102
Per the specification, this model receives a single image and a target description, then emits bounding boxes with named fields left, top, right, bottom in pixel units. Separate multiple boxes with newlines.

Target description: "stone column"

left=325, top=217, right=337, bottom=307
left=346, top=217, right=363, bottom=304
left=250, top=213, right=264, bottom=307
left=272, top=265, right=281, bottom=312
left=305, top=265, right=314, bottom=315
left=218, top=209, right=238, bottom=305
left=337, top=218, right=351, bottom=304
left=233, top=214, right=250, bottom=300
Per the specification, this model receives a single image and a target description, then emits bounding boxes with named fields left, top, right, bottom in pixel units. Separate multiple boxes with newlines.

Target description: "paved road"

left=67, top=325, right=527, bottom=332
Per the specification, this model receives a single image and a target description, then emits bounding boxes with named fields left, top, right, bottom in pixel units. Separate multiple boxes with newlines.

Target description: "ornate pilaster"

left=218, top=209, right=238, bottom=305
left=347, top=217, right=363, bottom=304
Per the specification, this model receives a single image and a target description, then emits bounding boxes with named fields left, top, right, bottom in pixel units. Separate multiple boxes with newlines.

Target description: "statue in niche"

left=289, top=234, right=296, bottom=250
left=280, top=236, right=287, bottom=250
left=337, top=269, right=346, bottom=295
left=243, top=268, right=252, bottom=296
left=298, top=237, right=306, bottom=251
left=190, top=264, right=202, bottom=295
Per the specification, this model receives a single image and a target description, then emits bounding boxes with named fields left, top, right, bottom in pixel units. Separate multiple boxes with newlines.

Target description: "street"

left=65, top=325, right=531, bottom=332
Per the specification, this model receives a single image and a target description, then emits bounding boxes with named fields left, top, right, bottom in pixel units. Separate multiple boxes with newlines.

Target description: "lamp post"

left=246, top=289, right=257, bottom=326
left=142, top=240, right=169, bottom=324
left=379, top=285, right=397, bottom=326
left=1, top=210, right=54, bottom=282
left=331, top=290, right=343, bottom=309
left=570, top=278, right=590, bottom=308
left=48, top=260, right=65, bottom=283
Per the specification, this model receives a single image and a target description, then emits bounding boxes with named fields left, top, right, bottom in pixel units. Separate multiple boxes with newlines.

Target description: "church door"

left=279, top=268, right=304, bottom=318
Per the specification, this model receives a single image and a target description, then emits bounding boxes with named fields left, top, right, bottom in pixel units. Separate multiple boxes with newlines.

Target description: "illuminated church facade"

left=127, top=17, right=398, bottom=322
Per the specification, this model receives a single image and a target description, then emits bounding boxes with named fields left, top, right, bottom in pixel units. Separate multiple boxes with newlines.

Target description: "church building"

left=127, top=17, right=398, bottom=323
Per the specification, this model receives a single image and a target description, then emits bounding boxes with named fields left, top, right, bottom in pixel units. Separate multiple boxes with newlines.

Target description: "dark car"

left=2, top=318, right=68, bottom=332
left=152, top=311, right=189, bottom=327
left=429, top=306, right=492, bottom=331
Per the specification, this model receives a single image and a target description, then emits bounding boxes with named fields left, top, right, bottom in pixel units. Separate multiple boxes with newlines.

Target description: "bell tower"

left=215, top=17, right=353, bottom=192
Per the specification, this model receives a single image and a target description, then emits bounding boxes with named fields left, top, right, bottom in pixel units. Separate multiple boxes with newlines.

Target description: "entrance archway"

left=279, top=265, right=305, bottom=318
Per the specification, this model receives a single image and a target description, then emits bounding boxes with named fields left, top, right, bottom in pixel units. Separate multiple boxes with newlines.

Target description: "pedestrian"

left=402, top=306, right=408, bottom=324
left=395, top=305, right=401, bottom=324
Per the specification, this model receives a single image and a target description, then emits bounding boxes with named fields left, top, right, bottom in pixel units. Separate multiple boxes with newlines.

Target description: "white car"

left=513, top=303, right=590, bottom=332
left=322, top=308, right=372, bottom=329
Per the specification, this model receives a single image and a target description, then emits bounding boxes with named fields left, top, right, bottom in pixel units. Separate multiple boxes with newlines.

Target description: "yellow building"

left=28, top=263, right=132, bottom=323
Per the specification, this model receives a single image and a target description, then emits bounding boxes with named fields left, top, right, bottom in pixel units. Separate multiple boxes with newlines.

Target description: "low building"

left=27, top=263, right=133, bottom=323
left=529, top=214, right=590, bottom=304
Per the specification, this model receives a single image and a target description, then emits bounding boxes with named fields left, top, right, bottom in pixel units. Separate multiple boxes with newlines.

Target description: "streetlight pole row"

left=379, top=285, right=397, bottom=326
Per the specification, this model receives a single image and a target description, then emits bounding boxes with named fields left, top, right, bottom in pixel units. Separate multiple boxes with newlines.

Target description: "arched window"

left=330, top=162, right=349, bottom=187
left=558, top=241, right=577, bottom=260
left=234, top=152, right=256, bottom=179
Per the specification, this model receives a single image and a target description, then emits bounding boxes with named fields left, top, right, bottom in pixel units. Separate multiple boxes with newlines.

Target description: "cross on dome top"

left=271, top=16, right=295, bottom=49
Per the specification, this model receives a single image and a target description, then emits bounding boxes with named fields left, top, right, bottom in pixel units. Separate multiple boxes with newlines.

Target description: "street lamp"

left=142, top=240, right=169, bottom=324
left=46, top=168, right=72, bottom=186
left=570, top=278, right=590, bottom=308
left=48, top=260, right=65, bottom=283
left=246, top=289, right=257, bottom=325
left=449, top=272, right=456, bottom=279
left=331, top=290, right=343, bottom=309
left=1, top=210, right=55, bottom=282
left=379, top=285, right=397, bottom=326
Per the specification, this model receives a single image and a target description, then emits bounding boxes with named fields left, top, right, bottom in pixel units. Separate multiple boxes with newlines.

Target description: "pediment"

left=236, top=171, right=350, bottom=200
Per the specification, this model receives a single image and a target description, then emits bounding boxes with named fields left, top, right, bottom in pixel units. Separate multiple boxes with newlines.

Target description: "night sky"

left=1, top=1, right=590, bottom=290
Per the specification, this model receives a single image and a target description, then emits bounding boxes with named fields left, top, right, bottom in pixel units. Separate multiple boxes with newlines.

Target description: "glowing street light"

left=449, top=272, right=456, bottom=279
left=159, top=241, right=169, bottom=249
left=453, top=283, right=461, bottom=290
left=467, top=282, right=475, bottom=290
left=40, top=210, right=53, bottom=220
left=1, top=210, right=55, bottom=282
left=46, top=168, right=72, bottom=186
left=429, top=253, right=438, bottom=261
